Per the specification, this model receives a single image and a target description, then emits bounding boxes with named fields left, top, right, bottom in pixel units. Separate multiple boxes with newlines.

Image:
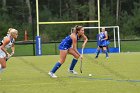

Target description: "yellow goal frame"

left=36, top=0, right=101, bottom=36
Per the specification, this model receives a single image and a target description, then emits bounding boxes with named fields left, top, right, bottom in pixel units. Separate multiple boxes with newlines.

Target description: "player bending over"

left=48, top=25, right=88, bottom=78
left=0, top=28, right=18, bottom=80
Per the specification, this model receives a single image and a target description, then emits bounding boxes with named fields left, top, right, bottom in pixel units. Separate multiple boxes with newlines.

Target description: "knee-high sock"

left=51, top=62, right=61, bottom=73
left=69, top=58, right=78, bottom=70
left=0, top=64, right=3, bottom=73
left=96, top=50, right=100, bottom=57
left=104, top=50, right=109, bottom=57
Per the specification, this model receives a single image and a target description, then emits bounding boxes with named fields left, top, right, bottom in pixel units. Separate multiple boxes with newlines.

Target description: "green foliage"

left=100, top=4, right=116, bottom=26
left=120, top=2, right=140, bottom=38
left=0, top=0, right=140, bottom=41
left=0, top=0, right=32, bottom=40
left=132, top=2, right=140, bottom=36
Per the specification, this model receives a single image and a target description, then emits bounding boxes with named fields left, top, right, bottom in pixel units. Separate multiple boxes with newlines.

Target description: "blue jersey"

left=59, top=34, right=79, bottom=50
left=98, top=32, right=109, bottom=47
left=99, top=32, right=106, bottom=40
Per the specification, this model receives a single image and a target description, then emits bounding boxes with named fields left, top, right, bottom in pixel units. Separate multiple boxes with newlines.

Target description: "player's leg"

left=0, top=63, right=1, bottom=80
left=0, top=51, right=7, bottom=70
left=0, top=63, right=2, bottom=73
left=48, top=50, right=67, bottom=78
left=68, top=48, right=80, bottom=74
left=0, top=58, right=6, bottom=71
left=103, top=47, right=109, bottom=58
left=51, top=50, right=67, bottom=73
left=106, top=40, right=110, bottom=52
left=95, top=46, right=101, bottom=58
left=0, top=58, right=6, bottom=80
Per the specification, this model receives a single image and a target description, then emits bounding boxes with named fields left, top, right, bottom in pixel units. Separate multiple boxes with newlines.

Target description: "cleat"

left=95, top=56, right=98, bottom=59
left=48, top=72, right=57, bottom=78
left=68, top=70, right=78, bottom=75
left=106, top=57, right=109, bottom=59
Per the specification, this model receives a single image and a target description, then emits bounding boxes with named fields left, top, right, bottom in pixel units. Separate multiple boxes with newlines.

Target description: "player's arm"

left=71, top=34, right=80, bottom=56
left=1, top=38, right=10, bottom=57
left=104, top=31, right=108, bottom=40
left=11, top=43, right=15, bottom=55
left=81, top=34, right=88, bottom=48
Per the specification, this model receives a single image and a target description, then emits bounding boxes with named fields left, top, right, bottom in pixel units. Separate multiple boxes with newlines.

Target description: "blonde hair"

left=7, top=28, right=13, bottom=34
left=73, top=25, right=83, bottom=34
left=102, top=27, right=105, bottom=31
left=9, top=28, right=18, bottom=35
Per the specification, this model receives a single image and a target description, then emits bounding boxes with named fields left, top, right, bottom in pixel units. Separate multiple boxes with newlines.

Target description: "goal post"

left=35, top=0, right=101, bottom=36
left=35, top=0, right=101, bottom=56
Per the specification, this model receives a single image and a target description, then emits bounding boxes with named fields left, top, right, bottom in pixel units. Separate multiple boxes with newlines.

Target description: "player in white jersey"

left=0, top=28, right=18, bottom=80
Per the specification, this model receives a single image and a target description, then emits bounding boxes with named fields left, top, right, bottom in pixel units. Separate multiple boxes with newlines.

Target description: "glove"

left=10, top=52, right=14, bottom=56
left=100, top=39, right=105, bottom=41
left=6, top=52, right=14, bottom=61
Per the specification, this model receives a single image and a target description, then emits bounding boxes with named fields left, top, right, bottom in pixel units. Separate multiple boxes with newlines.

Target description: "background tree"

left=0, top=0, right=140, bottom=41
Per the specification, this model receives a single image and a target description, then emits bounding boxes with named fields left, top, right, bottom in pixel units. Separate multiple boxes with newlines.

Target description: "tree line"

left=0, top=0, right=140, bottom=41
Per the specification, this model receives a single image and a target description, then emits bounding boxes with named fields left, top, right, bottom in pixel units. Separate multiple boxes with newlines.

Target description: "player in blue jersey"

left=95, top=27, right=109, bottom=59
left=0, top=28, right=18, bottom=80
left=48, top=25, right=88, bottom=78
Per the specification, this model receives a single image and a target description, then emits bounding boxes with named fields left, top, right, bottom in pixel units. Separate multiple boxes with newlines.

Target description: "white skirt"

left=0, top=50, right=6, bottom=58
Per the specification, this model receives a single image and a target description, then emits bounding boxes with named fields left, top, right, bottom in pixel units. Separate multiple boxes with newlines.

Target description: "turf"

left=0, top=53, right=140, bottom=93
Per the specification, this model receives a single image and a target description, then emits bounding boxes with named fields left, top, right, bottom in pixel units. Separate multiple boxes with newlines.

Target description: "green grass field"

left=0, top=53, right=140, bottom=93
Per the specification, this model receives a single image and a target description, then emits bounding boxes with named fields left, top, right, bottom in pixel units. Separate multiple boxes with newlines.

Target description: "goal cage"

left=74, top=26, right=120, bottom=54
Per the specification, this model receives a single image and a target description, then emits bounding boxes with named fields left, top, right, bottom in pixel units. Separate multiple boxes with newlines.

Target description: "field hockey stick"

left=80, top=48, right=84, bottom=73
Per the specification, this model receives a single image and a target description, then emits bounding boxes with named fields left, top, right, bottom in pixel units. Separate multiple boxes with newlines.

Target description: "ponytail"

left=73, top=25, right=83, bottom=34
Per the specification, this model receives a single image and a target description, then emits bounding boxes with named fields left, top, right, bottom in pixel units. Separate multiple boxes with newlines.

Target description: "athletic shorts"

left=0, top=50, right=6, bottom=58
left=58, top=44, right=71, bottom=50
